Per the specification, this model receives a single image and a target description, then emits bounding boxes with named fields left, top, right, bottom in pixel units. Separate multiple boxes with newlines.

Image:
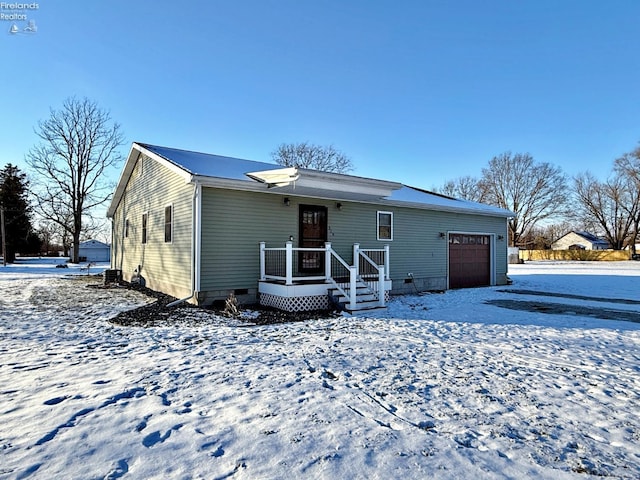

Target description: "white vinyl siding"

left=111, top=154, right=193, bottom=299
left=198, top=190, right=509, bottom=300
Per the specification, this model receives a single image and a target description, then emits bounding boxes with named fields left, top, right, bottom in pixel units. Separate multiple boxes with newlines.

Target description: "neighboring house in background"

left=107, top=143, right=513, bottom=311
left=551, top=231, right=610, bottom=251
left=70, top=239, right=111, bottom=262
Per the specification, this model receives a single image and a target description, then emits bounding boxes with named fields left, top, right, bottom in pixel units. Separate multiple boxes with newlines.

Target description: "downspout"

left=110, top=217, right=114, bottom=269
left=167, top=180, right=201, bottom=307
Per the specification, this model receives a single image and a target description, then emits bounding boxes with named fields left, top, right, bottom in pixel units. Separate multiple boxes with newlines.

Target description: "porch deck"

left=258, top=242, right=391, bottom=312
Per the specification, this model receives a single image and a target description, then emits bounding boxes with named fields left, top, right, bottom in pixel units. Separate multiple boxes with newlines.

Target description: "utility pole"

left=1, top=203, right=6, bottom=267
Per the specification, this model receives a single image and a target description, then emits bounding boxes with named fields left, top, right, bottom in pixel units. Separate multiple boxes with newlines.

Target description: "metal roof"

left=107, top=143, right=513, bottom=219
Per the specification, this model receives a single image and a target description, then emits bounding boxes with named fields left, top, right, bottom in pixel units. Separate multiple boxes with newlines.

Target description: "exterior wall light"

left=498, top=235, right=504, bottom=240
left=439, top=232, right=446, bottom=239
left=336, top=202, right=343, bottom=210
left=283, top=197, right=290, bottom=206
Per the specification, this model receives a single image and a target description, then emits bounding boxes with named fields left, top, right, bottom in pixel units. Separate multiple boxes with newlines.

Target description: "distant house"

left=71, top=240, right=111, bottom=262
left=107, top=143, right=513, bottom=311
left=551, top=231, right=610, bottom=251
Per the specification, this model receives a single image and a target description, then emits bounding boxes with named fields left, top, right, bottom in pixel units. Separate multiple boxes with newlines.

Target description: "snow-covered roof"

left=142, top=144, right=283, bottom=180
left=574, top=231, right=609, bottom=245
left=107, top=143, right=513, bottom=218
left=386, top=186, right=513, bottom=217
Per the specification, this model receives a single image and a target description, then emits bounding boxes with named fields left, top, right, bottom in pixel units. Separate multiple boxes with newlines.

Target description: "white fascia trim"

left=134, top=143, right=193, bottom=181
left=107, top=144, right=140, bottom=218
left=380, top=199, right=514, bottom=219
left=107, top=143, right=193, bottom=218
left=191, top=175, right=266, bottom=189
left=189, top=175, right=512, bottom=219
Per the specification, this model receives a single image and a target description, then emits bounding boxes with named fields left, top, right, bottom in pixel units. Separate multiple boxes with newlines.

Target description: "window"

left=164, top=205, right=173, bottom=243
left=125, top=219, right=129, bottom=238
left=141, top=213, right=148, bottom=244
left=377, top=211, right=393, bottom=240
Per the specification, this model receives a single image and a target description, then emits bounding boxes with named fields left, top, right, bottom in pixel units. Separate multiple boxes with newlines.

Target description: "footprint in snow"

left=142, top=424, right=183, bottom=448
left=142, top=430, right=170, bottom=448
left=176, top=401, right=192, bottom=414
left=104, top=459, right=129, bottom=480
left=43, top=396, right=68, bottom=406
left=15, top=462, right=42, bottom=480
left=321, top=370, right=338, bottom=380
left=201, top=441, right=225, bottom=458
left=135, top=414, right=152, bottom=432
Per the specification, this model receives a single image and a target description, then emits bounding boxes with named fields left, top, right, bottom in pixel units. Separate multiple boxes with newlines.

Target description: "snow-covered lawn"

left=1, top=260, right=639, bottom=479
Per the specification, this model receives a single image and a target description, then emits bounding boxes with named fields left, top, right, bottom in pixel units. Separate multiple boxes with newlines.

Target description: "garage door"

left=449, top=234, right=490, bottom=289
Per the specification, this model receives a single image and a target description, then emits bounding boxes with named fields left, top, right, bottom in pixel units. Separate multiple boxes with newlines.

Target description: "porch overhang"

left=246, top=167, right=300, bottom=188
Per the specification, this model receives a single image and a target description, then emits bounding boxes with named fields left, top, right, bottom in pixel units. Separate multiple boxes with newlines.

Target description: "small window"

left=164, top=205, right=173, bottom=243
left=141, top=213, right=148, bottom=244
left=125, top=219, right=129, bottom=238
left=377, top=211, right=393, bottom=240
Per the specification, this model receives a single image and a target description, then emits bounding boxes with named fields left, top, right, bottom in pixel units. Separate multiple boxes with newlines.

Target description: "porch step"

left=328, top=283, right=386, bottom=312
left=343, top=300, right=387, bottom=312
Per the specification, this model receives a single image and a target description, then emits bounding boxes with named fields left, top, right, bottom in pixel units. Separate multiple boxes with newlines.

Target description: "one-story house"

left=551, top=231, right=610, bottom=251
left=70, top=239, right=111, bottom=262
left=107, top=143, right=513, bottom=311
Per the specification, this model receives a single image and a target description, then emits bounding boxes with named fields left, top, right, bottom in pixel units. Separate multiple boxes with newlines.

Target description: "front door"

left=299, top=205, right=328, bottom=273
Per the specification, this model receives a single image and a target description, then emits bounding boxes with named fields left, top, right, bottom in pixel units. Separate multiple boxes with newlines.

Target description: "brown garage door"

left=449, top=234, right=490, bottom=289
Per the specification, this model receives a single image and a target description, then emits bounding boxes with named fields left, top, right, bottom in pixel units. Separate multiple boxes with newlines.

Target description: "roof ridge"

left=137, top=142, right=276, bottom=165
left=406, top=184, right=458, bottom=201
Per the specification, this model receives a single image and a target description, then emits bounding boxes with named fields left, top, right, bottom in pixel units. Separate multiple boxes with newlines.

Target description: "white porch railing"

left=259, top=241, right=389, bottom=310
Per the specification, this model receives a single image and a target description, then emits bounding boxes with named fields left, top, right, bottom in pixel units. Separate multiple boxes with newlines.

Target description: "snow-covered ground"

left=1, top=259, right=639, bottom=479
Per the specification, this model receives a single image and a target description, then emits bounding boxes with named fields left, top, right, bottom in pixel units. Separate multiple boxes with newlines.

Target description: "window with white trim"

left=164, top=205, right=173, bottom=243
left=377, top=211, right=393, bottom=240
left=141, top=212, right=148, bottom=244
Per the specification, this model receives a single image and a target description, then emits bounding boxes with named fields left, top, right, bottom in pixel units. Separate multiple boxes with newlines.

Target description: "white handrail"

left=357, top=249, right=386, bottom=307
left=330, top=248, right=351, bottom=270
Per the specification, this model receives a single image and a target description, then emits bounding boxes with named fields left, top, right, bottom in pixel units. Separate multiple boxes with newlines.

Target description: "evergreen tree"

left=0, top=164, right=39, bottom=262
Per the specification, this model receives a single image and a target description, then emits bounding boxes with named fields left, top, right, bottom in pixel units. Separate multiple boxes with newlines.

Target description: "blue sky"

left=2, top=0, right=639, bottom=191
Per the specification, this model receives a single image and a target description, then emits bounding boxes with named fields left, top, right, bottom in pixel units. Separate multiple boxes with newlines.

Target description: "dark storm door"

left=299, top=205, right=328, bottom=274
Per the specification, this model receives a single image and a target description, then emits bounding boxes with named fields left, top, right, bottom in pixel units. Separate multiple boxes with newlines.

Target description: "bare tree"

left=480, top=152, right=568, bottom=247
left=271, top=142, right=354, bottom=173
left=573, top=171, right=638, bottom=250
left=27, top=97, right=123, bottom=262
left=437, top=175, right=487, bottom=202
left=614, top=144, right=640, bottom=254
